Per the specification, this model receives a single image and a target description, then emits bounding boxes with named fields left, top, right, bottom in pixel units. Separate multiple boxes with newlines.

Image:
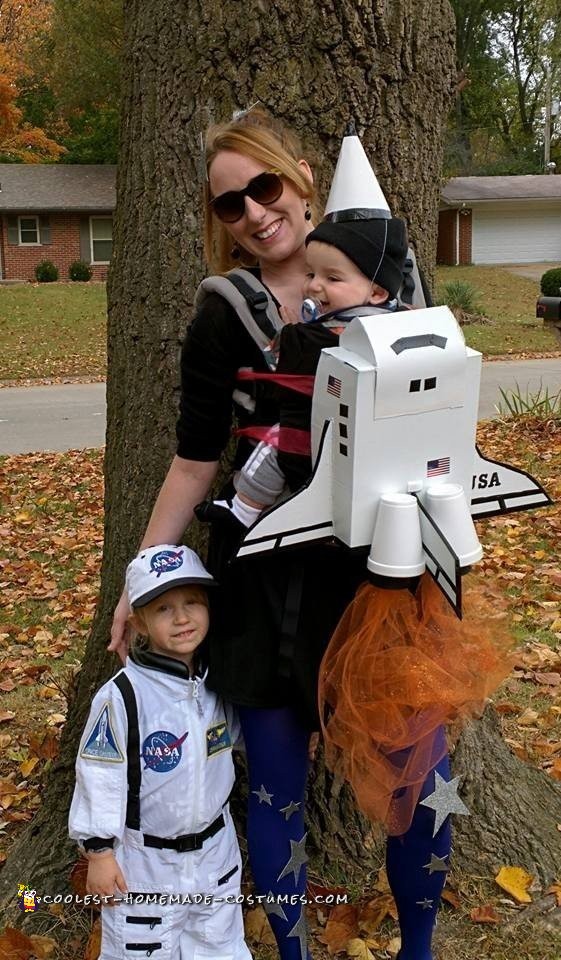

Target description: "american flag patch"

left=327, top=375, right=342, bottom=398
left=427, top=457, right=450, bottom=477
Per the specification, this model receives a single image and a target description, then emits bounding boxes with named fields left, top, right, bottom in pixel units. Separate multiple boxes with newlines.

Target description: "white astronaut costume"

left=69, top=545, right=252, bottom=960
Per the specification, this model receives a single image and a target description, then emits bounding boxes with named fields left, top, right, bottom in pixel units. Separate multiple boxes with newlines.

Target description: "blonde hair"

left=203, top=107, right=317, bottom=274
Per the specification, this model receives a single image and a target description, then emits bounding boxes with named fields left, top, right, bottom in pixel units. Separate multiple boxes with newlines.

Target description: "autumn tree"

left=0, top=0, right=64, bottom=161
left=2, top=0, right=561, bottom=934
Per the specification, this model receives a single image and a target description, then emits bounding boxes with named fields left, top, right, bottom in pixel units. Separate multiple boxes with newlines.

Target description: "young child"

left=69, top=544, right=251, bottom=960
left=204, top=216, right=408, bottom=527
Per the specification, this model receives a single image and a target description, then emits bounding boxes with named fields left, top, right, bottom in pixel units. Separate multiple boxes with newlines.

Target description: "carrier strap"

left=113, top=672, right=141, bottom=831
left=195, top=269, right=284, bottom=369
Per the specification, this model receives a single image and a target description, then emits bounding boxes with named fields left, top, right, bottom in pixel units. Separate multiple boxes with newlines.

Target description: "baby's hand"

left=86, top=851, right=127, bottom=905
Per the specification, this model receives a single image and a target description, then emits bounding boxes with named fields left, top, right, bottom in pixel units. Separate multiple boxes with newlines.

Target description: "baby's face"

left=133, top=585, right=209, bottom=668
left=303, top=241, right=377, bottom=315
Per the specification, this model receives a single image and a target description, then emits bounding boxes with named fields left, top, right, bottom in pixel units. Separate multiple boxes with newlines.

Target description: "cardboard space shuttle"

left=235, top=129, right=551, bottom=617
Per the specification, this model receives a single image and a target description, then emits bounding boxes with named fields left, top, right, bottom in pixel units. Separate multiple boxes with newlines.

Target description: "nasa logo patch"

left=81, top=703, right=124, bottom=763
left=206, top=722, right=232, bottom=757
left=142, top=729, right=188, bottom=772
left=150, top=549, right=184, bottom=578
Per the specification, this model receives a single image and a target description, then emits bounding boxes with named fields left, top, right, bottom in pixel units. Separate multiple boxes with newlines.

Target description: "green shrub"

left=437, top=279, right=483, bottom=315
left=69, top=260, right=93, bottom=282
left=35, top=260, right=59, bottom=283
left=540, top=268, right=561, bottom=297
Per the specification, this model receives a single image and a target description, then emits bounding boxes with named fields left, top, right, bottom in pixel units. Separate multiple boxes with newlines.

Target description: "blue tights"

left=239, top=706, right=451, bottom=960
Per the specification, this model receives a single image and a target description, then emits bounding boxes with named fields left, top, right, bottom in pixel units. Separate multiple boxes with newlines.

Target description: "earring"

left=231, top=243, right=241, bottom=259
left=304, top=202, right=312, bottom=222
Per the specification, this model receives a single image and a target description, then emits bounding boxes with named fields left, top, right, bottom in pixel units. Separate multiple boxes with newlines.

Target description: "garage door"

left=472, top=202, right=561, bottom=264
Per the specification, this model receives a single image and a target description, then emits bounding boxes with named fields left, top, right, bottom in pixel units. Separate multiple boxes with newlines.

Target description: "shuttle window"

left=424, top=377, right=437, bottom=390
left=339, top=403, right=349, bottom=418
left=409, top=379, right=421, bottom=393
left=339, top=423, right=348, bottom=438
left=339, top=443, right=348, bottom=456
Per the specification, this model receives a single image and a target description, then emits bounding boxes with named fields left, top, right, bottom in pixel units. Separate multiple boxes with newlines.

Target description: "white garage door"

left=472, top=202, right=561, bottom=264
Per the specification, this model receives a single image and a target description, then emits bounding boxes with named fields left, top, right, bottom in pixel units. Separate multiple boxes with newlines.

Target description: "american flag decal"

left=327, top=375, right=342, bottom=398
left=427, top=457, right=451, bottom=477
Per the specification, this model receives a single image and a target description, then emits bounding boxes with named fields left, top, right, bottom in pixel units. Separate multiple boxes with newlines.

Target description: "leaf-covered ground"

left=0, top=284, right=107, bottom=382
left=1, top=418, right=560, bottom=959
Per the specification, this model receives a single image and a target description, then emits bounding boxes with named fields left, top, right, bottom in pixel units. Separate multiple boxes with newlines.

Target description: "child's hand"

left=86, top=851, right=127, bottom=905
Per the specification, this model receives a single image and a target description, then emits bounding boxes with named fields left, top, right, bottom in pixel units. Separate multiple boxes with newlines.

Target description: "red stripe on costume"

left=235, top=425, right=311, bottom=456
left=237, top=370, right=315, bottom=396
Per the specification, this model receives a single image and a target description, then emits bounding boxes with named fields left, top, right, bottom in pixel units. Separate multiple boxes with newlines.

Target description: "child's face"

left=132, top=585, right=209, bottom=668
left=303, top=241, right=388, bottom=315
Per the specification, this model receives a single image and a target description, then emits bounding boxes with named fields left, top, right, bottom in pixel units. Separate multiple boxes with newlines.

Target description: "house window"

left=19, top=216, right=39, bottom=245
left=90, top=217, right=113, bottom=264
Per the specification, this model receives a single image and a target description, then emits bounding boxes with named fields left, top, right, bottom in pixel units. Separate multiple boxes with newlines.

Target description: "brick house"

left=437, top=175, right=561, bottom=265
left=0, top=164, right=116, bottom=281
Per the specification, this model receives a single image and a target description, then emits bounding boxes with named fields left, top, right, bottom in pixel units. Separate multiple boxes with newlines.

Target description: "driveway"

left=502, top=262, right=560, bottom=282
left=1, top=358, right=560, bottom=455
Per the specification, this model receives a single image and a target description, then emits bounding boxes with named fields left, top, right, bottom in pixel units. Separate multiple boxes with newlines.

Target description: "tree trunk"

left=1, top=0, right=463, bottom=919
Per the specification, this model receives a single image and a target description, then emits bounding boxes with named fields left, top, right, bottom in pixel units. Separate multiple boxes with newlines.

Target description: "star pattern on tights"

left=419, top=772, right=470, bottom=836
left=277, top=833, right=309, bottom=885
left=264, top=893, right=288, bottom=922
left=279, top=800, right=301, bottom=821
left=287, top=909, right=307, bottom=960
left=252, top=784, right=273, bottom=805
left=423, top=853, right=450, bottom=875
left=416, top=897, right=434, bottom=910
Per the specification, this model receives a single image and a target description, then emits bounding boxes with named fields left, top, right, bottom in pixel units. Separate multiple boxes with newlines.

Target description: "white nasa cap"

left=324, top=121, right=391, bottom=222
left=126, top=544, right=217, bottom=608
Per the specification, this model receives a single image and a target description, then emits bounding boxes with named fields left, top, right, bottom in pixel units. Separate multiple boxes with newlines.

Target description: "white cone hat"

left=324, top=122, right=391, bottom=222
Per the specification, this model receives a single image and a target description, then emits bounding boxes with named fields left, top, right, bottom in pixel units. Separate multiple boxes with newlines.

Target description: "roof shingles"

left=0, top=164, right=116, bottom=212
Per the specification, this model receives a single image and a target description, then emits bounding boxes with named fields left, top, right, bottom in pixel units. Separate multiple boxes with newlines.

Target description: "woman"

left=110, top=108, right=450, bottom=960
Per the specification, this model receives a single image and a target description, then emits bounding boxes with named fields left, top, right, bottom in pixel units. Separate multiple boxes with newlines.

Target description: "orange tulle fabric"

left=319, top=573, right=514, bottom=836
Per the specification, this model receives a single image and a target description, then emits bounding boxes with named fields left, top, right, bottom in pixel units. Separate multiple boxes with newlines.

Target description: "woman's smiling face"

left=208, top=150, right=312, bottom=265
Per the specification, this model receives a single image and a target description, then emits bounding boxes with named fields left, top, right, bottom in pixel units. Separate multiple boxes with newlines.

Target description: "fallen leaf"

left=495, top=866, right=533, bottom=903
left=20, top=757, right=39, bottom=778
left=30, top=935, right=57, bottom=958
left=318, top=904, right=359, bottom=954
left=470, top=904, right=501, bottom=924
left=386, top=936, right=402, bottom=956
left=84, top=919, right=102, bottom=960
left=346, top=938, right=374, bottom=960
left=0, top=711, right=15, bottom=723
left=0, top=926, right=36, bottom=959
left=359, top=894, right=397, bottom=934
left=546, top=883, right=561, bottom=907
left=244, top=906, right=277, bottom=947
left=441, top=888, right=460, bottom=909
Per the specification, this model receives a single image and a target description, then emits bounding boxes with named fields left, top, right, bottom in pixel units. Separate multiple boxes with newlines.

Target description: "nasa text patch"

left=142, top=729, right=188, bottom=773
left=206, top=722, right=232, bottom=757
left=81, top=703, right=124, bottom=763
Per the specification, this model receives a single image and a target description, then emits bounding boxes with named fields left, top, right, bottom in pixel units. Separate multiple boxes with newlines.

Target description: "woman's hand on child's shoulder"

left=86, top=851, right=127, bottom=904
left=108, top=589, right=134, bottom=664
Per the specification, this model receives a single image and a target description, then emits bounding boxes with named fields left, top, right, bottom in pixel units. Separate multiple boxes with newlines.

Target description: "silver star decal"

left=423, top=853, right=450, bottom=875
left=264, top=892, right=288, bottom=921
left=419, top=772, right=470, bottom=836
left=416, top=897, right=434, bottom=910
left=287, top=909, right=307, bottom=960
left=277, top=833, right=308, bottom=885
left=279, top=800, right=301, bottom=821
left=252, top=784, right=273, bottom=805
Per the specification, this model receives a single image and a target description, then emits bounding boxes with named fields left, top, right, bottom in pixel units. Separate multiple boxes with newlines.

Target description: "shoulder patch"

left=81, top=703, right=124, bottom=763
left=206, top=722, right=232, bottom=757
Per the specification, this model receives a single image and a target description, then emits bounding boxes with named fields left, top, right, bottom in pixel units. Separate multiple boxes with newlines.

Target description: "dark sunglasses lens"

left=213, top=192, right=245, bottom=223
left=248, top=172, right=283, bottom=205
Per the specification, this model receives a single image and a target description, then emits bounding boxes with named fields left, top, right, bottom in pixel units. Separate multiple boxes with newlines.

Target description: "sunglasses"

left=210, top=170, right=284, bottom=223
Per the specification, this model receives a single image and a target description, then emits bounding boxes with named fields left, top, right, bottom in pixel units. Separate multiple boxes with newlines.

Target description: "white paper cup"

left=425, top=483, right=483, bottom=566
left=367, top=493, right=426, bottom=578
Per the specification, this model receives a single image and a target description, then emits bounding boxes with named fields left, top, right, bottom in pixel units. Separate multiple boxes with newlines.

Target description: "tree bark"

left=1, top=0, right=462, bottom=919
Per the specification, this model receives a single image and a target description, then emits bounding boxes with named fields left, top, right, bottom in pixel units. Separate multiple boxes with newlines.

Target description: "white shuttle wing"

left=236, top=421, right=334, bottom=559
left=471, top=446, right=551, bottom=519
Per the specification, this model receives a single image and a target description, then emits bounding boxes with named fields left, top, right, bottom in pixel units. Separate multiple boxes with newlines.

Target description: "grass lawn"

left=0, top=283, right=107, bottom=381
left=435, top=266, right=559, bottom=357
left=0, top=269, right=558, bottom=384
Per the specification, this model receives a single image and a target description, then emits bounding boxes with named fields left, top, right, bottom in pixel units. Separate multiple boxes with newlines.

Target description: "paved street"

left=0, top=358, right=560, bottom=455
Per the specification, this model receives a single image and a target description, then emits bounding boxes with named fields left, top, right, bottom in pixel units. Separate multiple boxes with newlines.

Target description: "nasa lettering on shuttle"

left=236, top=304, right=551, bottom=617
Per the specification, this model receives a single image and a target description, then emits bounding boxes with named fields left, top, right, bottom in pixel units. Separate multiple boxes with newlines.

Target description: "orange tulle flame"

left=319, top=573, right=514, bottom=836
